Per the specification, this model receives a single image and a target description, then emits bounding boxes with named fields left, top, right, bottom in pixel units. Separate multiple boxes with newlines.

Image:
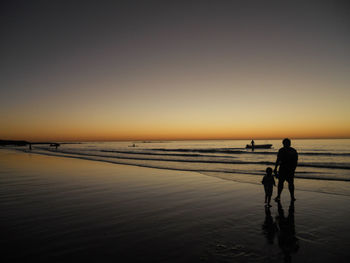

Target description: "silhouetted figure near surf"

left=276, top=201, right=299, bottom=262
left=251, top=140, right=255, bottom=151
left=274, top=138, right=298, bottom=202
left=262, top=167, right=276, bottom=207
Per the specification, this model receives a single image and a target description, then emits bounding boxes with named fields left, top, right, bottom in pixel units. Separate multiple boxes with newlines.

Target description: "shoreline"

left=2, top=147, right=350, bottom=198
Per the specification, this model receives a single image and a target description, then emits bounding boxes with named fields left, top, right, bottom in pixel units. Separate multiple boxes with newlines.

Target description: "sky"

left=1, top=0, right=350, bottom=141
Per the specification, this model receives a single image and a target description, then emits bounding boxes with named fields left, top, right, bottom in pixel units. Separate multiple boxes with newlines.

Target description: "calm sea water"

left=16, top=139, right=350, bottom=196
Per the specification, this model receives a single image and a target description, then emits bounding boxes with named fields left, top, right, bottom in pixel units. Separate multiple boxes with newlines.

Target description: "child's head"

left=266, top=167, right=273, bottom=175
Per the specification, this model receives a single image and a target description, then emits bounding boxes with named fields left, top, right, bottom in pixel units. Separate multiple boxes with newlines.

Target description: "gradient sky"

left=1, top=0, right=350, bottom=141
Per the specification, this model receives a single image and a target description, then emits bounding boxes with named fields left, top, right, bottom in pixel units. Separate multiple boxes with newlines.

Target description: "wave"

left=145, top=148, right=350, bottom=156
left=146, top=148, right=253, bottom=154
left=299, top=152, right=350, bottom=156
left=99, top=149, right=232, bottom=158
left=11, top=148, right=350, bottom=183
left=49, top=149, right=350, bottom=169
left=45, top=149, right=264, bottom=165
left=26, top=147, right=350, bottom=170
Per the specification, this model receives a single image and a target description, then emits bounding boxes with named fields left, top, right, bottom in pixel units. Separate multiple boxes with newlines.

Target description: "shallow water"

left=7, top=139, right=350, bottom=196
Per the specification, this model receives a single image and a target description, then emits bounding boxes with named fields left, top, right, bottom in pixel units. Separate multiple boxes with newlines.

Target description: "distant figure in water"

left=251, top=139, right=255, bottom=151
left=274, top=138, right=298, bottom=202
left=262, top=167, right=275, bottom=206
left=50, top=143, right=59, bottom=151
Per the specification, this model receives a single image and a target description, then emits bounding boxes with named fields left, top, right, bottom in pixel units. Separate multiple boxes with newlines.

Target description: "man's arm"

left=293, top=150, right=298, bottom=171
left=274, top=151, right=281, bottom=174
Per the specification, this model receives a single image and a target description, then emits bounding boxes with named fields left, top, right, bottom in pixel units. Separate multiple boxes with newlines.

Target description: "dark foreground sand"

left=1, top=149, right=350, bottom=262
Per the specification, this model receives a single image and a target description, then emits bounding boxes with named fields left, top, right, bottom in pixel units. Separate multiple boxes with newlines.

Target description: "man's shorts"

left=278, top=175, right=294, bottom=184
left=278, top=170, right=295, bottom=184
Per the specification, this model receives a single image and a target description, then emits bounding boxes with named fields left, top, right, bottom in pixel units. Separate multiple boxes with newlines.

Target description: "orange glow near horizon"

left=2, top=118, right=350, bottom=142
left=1, top=71, right=349, bottom=141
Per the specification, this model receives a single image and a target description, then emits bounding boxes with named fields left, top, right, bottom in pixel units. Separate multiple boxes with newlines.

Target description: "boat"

left=246, top=144, right=272, bottom=149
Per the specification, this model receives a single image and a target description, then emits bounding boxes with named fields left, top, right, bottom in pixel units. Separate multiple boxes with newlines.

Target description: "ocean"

left=14, top=139, right=350, bottom=196
left=1, top=139, right=350, bottom=262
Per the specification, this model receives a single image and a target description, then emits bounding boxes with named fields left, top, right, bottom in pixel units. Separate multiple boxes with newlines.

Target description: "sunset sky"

left=1, top=0, right=349, bottom=141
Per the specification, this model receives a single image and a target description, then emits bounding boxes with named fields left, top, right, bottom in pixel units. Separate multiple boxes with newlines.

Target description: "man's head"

left=282, top=138, right=291, bottom=147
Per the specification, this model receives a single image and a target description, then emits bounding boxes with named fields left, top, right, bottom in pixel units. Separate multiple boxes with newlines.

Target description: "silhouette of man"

left=274, top=138, right=298, bottom=202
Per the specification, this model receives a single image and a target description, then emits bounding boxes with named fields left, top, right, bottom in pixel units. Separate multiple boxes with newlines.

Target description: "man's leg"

left=275, top=178, right=284, bottom=201
left=288, top=177, right=296, bottom=201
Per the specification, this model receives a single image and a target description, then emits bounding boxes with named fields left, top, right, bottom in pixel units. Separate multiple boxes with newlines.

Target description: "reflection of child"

left=262, top=206, right=277, bottom=244
left=262, top=167, right=276, bottom=207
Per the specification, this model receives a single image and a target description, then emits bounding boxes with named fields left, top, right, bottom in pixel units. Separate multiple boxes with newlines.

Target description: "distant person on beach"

left=251, top=140, right=255, bottom=151
left=274, top=138, right=298, bottom=202
left=262, top=167, right=275, bottom=206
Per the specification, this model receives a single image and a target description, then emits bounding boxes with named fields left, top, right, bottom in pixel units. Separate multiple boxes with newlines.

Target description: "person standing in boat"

left=274, top=138, right=298, bottom=202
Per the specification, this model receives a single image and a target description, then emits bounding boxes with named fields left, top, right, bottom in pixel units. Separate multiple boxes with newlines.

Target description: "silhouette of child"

left=262, top=167, right=276, bottom=207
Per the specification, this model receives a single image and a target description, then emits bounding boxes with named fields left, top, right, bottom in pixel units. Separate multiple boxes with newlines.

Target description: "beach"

left=1, top=149, right=350, bottom=262
left=2, top=1, right=350, bottom=262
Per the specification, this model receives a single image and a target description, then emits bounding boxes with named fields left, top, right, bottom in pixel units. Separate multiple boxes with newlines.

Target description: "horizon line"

left=2, top=136, right=350, bottom=143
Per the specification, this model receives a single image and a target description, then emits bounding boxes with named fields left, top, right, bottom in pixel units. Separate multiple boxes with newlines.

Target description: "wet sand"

left=1, top=149, right=350, bottom=262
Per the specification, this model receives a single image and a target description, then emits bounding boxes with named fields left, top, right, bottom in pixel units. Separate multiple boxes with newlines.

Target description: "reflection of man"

left=276, top=201, right=299, bottom=262
left=274, top=138, right=298, bottom=202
